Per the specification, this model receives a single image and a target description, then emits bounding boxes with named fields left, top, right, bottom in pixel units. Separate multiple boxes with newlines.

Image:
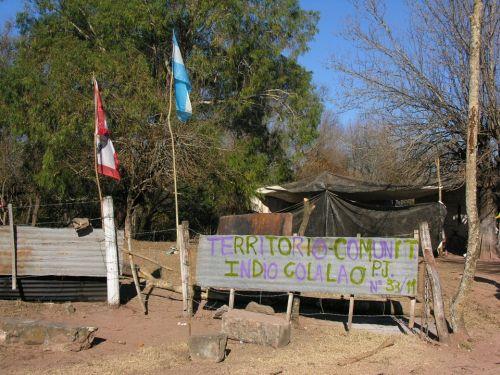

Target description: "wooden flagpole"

left=165, top=63, right=179, bottom=229
left=165, top=61, right=190, bottom=320
left=93, top=74, right=103, bottom=204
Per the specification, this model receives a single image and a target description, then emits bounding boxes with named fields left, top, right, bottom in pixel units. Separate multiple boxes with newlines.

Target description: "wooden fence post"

left=182, top=220, right=193, bottom=316
left=178, top=222, right=191, bottom=316
left=419, top=221, right=450, bottom=344
left=286, top=292, right=294, bottom=322
left=103, top=196, right=120, bottom=307
left=291, top=199, right=316, bottom=324
left=347, top=294, right=355, bottom=331
left=8, top=204, right=16, bottom=290
left=408, top=229, right=419, bottom=329
left=127, top=234, right=146, bottom=314
left=229, top=288, right=235, bottom=309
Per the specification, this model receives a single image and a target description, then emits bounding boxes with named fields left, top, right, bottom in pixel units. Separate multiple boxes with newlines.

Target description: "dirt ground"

left=0, top=241, right=499, bottom=375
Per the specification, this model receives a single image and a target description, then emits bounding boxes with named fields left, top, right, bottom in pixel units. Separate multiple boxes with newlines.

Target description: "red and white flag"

left=94, top=79, right=120, bottom=180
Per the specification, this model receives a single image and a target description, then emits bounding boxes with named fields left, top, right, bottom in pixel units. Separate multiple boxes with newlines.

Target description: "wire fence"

left=12, top=199, right=101, bottom=209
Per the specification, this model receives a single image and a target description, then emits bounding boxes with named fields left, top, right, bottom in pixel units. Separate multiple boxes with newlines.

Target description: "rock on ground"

left=188, top=333, right=227, bottom=362
left=0, top=318, right=97, bottom=352
left=222, top=309, right=290, bottom=348
left=245, top=301, right=275, bottom=315
left=213, top=304, right=229, bottom=319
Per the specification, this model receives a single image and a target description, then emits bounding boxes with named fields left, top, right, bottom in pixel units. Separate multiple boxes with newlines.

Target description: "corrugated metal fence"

left=0, top=226, right=124, bottom=277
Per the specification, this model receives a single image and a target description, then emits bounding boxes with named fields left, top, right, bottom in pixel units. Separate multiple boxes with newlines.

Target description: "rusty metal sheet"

left=0, top=226, right=124, bottom=277
left=217, top=213, right=293, bottom=236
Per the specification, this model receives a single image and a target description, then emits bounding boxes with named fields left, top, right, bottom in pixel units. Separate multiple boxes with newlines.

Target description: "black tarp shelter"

left=253, top=172, right=447, bottom=248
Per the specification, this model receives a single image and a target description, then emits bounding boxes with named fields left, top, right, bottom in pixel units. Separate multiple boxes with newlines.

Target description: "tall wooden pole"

left=166, top=60, right=189, bottom=319
left=435, top=157, right=442, bottom=203
left=93, top=75, right=103, bottom=204
left=8, top=203, right=16, bottom=290
left=165, top=63, right=179, bottom=229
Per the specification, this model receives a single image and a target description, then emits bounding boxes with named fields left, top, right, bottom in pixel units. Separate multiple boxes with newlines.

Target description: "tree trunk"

left=125, top=194, right=135, bottom=240
left=450, top=0, right=484, bottom=334
left=479, top=186, right=498, bottom=259
left=25, top=196, right=32, bottom=224
left=31, top=193, right=41, bottom=226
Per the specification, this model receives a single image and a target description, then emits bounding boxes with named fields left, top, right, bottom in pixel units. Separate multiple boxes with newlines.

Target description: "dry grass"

left=4, top=319, right=429, bottom=375
left=32, top=344, right=189, bottom=375
left=218, top=323, right=429, bottom=375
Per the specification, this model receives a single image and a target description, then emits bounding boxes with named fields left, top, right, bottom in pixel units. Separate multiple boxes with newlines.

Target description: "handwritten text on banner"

left=196, top=235, right=418, bottom=296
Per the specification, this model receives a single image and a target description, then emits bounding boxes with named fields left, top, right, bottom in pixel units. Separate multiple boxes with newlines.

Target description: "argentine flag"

left=172, top=31, right=192, bottom=122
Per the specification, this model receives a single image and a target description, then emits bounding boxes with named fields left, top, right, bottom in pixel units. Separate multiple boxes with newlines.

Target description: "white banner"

left=196, top=235, right=418, bottom=296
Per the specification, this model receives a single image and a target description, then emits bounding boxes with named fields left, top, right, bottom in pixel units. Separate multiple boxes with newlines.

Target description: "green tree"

left=2, top=0, right=322, bottom=233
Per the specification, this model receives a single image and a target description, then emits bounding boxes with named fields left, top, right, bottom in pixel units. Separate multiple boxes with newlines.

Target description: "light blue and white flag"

left=172, top=31, right=192, bottom=122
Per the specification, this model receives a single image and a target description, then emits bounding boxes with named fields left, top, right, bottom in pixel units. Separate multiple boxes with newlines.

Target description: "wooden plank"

left=8, top=204, right=16, bottom=290
left=419, top=221, right=450, bottom=344
left=286, top=292, right=294, bottom=322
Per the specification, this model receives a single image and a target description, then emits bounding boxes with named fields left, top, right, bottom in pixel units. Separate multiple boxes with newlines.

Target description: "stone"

left=222, top=309, right=290, bottom=348
left=65, top=303, right=76, bottom=314
left=188, top=333, right=227, bottom=362
left=0, top=318, right=97, bottom=352
left=213, top=304, right=229, bottom=319
left=245, top=301, right=275, bottom=315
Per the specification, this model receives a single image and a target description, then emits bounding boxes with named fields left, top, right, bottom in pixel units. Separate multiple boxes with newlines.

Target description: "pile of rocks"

left=188, top=301, right=291, bottom=362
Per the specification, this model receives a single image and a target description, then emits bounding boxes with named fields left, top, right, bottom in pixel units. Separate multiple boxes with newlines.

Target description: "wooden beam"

left=123, top=251, right=173, bottom=271
left=409, top=297, right=416, bottom=329
left=338, top=337, right=395, bottom=366
left=8, top=204, right=16, bottom=290
left=229, top=288, right=235, bottom=309
left=138, top=269, right=183, bottom=294
left=127, top=235, right=146, bottom=314
left=436, top=157, right=443, bottom=203
left=419, top=221, right=450, bottom=344
left=286, top=292, right=294, bottom=322
left=177, top=224, right=191, bottom=316
left=182, top=220, right=193, bottom=317
left=347, top=294, right=355, bottom=331
left=291, top=293, right=301, bottom=323
left=292, top=198, right=317, bottom=324
left=298, top=198, right=316, bottom=236
left=409, top=229, right=418, bottom=329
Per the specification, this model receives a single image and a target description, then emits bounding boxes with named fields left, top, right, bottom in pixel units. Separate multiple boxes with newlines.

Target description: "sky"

left=298, top=0, right=410, bottom=122
left=0, top=0, right=410, bottom=123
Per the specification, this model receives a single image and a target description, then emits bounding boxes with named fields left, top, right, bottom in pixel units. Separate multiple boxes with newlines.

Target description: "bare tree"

left=450, top=0, right=483, bottom=335
left=297, top=111, right=415, bottom=184
left=296, top=112, right=349, bottom=178
left=330, top=0, right=498, bottom=258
